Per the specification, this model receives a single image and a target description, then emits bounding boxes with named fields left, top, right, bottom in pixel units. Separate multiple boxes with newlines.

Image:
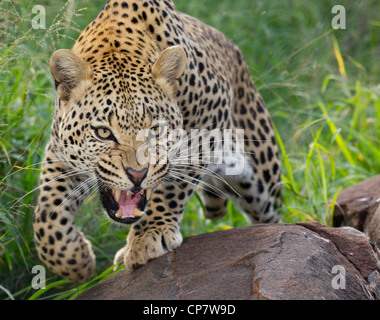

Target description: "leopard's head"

left=49, top=46, right=187, bottom=224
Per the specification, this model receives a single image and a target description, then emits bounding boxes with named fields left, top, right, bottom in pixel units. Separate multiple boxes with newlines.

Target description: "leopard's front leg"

left=33, top=143, right=95, bottom=283
left=115, top=182, right=195, bottom=270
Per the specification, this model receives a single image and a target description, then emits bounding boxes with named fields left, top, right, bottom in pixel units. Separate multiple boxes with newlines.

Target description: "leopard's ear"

left=50, top=49, right=92, bottom=102
left=152, top=46, right=187, bottom=98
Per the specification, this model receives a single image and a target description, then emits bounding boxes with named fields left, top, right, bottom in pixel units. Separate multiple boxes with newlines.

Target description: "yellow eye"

left=151, top=126, right=161, bottom=136
left=95, top=127, right=113, bottom=140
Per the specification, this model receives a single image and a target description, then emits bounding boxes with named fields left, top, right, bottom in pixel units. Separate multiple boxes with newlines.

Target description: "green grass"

left=1, top=0, right=380, bottom=299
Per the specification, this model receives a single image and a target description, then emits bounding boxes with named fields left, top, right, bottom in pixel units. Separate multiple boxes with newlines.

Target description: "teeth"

left=115, top=208, right=122, bottom=218
left=114, top=189, right=121, bottom=202
left=111, top=188, right=152, bottom=220
left=146, top=188, right=153, bottom=200
left=133, top=207, right=143, bottom=217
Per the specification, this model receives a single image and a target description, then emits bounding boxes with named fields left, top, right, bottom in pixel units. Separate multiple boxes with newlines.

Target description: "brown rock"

left=297, top=221, right=379, bottom=280
left=77, top=222, right=379, bottom=300
left=333, top=175, right=380, bottom=257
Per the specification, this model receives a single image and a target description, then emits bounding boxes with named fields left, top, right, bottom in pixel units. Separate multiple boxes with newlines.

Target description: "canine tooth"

left=146, top=188, right=153, bottom=200
left=133, top=207, right=143, bottom=217
left=115, top=208, right=122, bottom=218
left=114, top=189, right=121, bottom=202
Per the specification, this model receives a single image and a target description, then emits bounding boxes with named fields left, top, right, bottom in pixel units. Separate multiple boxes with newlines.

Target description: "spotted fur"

left=33, top=0, right=282, bottom=282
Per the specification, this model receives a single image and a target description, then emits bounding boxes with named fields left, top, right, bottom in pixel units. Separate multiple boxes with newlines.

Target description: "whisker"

left=167, top=170, right=233, bottom=199
left=48, top=175, right=98, bottom=218
left=0, top=159, right=96, bottom=184
left=10, top=168, right=95, bottom=208
left=170, top=163, right=238, bottom=195
left=66, top=176, right=98, bottom=202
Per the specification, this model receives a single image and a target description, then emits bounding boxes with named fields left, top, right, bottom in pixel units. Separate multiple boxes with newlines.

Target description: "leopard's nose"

left=125, top=167, right=148, bottom=188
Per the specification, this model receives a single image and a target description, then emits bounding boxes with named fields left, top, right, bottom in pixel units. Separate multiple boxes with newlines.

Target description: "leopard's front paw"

left=124, top=227, right=183, bottom=270
left=113, top=245, right=127, bottom=270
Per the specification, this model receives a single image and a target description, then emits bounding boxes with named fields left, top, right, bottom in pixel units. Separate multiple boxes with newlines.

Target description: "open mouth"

left=99, top=186, right=153, bottom=224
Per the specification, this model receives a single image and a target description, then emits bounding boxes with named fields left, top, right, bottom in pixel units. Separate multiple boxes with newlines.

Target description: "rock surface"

left=77, top=221, right=379, bottom=300
left=333, top=174, right=380, bottom=257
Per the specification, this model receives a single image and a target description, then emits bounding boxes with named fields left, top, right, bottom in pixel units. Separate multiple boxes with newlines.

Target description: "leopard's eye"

left=94, top=127, right=113, bottom=140
left=151, top=126, right=161, bottom=136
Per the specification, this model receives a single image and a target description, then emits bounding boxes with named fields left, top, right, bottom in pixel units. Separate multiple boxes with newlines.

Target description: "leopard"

left=33, top=0, right=282, bottom=283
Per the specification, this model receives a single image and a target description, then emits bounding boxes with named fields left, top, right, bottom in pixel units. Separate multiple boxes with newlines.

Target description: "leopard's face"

left=51, top=46, right=187, bottom=224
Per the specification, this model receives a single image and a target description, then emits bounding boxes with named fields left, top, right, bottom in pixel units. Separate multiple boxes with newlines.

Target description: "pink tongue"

left=118, top=191, right=141, bottom=217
